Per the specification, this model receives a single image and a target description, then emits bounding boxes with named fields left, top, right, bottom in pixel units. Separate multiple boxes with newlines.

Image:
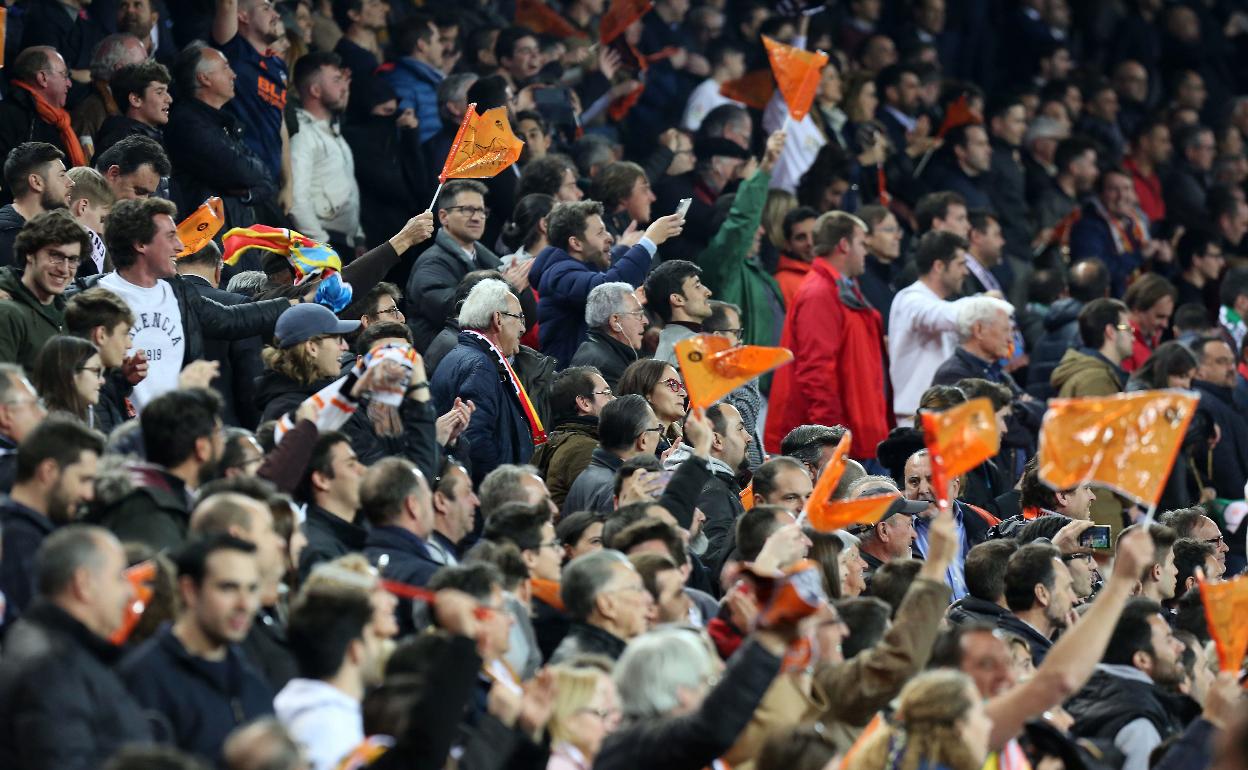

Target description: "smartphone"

left=1079, top=525, right=1113, bottom=550
left=674, top=197, right=693, bottom=220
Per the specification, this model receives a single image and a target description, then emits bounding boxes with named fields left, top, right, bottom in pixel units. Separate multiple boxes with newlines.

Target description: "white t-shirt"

left=98, top=273, right=184, bottom=411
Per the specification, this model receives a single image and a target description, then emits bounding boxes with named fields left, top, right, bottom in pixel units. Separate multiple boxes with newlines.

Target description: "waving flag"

left=802, top=431, right=901, bottom=532
left=600, top=0, right=652, bottom=44
left=921, top=398, right=1001, bottom=510
left=720, top=69, right=775, bottom=110
left=517, top=0, right=588, bottom=40
left=674, top=334, right=793, bottom=412
left=1038, top=391, right=1199, bottom=507
left=936, top=93, right=981, bottom=138
left=175, top=197, right=225, bottom=258
left=763, top=35, right=828, bottom=122
left=1198, top=572, right=1248, bottom=672
left=438, top=103, right=525, bottom=185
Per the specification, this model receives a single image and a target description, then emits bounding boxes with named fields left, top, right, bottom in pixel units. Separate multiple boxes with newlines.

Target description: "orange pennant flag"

left=803, top=432, right=851, bottom=521
left=936, top=93, right=982, bottom=138
left=176, top=197, right=225, bottom=257
left=921, top=397, right=1001, bottom=510
left=762, top=35, right=828, bottom=122
left=807, top=493, right=901, bottom=533
left=600, top=0, right=652, bottom=44
left=740, top=481, right=755, bottom=510
left=720, top=69, right=775, bottom=111
left=674, top=334, right=793, bottom=412
left=1197, top=572, right=1248, bottom=672
left=438, top=103, right=525, bottom=185
left=109, top=560, right=156, bottom=646
left=516, top=0, right=589, bottom=40
left=1037, top=391, right=1199, bottom=507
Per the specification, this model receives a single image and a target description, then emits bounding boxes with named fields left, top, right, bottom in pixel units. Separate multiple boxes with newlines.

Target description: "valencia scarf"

left=463, top=329, right=547, bottom=447
left=12, top=80, right=87, bottom=168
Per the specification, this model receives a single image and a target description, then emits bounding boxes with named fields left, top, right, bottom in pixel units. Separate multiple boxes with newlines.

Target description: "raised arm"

left=985, top=526, right=1155, bottom=748
left=213, top=0, right=238, bottom=45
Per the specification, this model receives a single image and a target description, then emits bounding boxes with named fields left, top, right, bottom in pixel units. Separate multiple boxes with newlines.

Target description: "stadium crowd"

left=0, top=0, right=1246, bottom=768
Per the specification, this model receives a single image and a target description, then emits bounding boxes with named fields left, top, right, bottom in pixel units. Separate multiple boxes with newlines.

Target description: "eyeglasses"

left=591, top=388, right=614, bottom=397
left=499, top=310, right=524, bottom=322
left=1204, top=534, right=1225, bottom=546
left=538, top=538, right=562, bottom=551
left=639, top=424, right=664, bottom=436
left=617, top=309, right=647, bottom=317
left=1, top=397, right=45, bottom=411
left=367, top=303, right=403, bottom=319
left=576, top=706, right=620, bottom=721
left=714, top=327, right=744, bottom=340
left=78, top=366, right=104, bottom=379
left=447, top=205, right=490, bottom=219
left=661, top=378, right=686, bottom=393
left=1115, top=323, right=1132, bottom=332
left=41, top=250, right=81, bottom=268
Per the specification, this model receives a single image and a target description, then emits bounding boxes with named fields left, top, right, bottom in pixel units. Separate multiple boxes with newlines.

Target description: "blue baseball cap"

left=275, top=303, right=360, bottom=348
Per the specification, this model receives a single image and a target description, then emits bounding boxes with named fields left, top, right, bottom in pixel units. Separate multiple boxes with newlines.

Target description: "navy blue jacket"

left=366, top=525, right=442, bottom=636
left=530, top=242, right=653, bottom=368
left=119, top=625, right=274, bottom=763
left=1192, top=380, right=1248, bottom=499
left=0, top=497, right=53, bottom=624
left=431, top=332, right=534, bottom=486
left=1068, top=205, right=1143, bottom=297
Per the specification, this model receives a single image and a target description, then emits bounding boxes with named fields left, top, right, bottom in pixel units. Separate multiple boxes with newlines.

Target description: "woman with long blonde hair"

left=847, top=670, right=993, bottom=770
left=547, top=661, right=621, bottom=770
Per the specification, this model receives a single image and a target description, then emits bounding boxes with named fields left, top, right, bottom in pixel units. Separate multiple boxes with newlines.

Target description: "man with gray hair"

left=478, top=463, right=556, bottom=517
left=0, top=525, right=152, bottom=767
left=779, top=423, right=845, bottom=480
left=72, top=34, right=149, bottom=157
left=848, top=474, right=926, bottom=583
left=571, top=281, right=646, bottom=389
left=432, top=278, right=540, bottom=485
left=550, top=549, right=653, bottom=664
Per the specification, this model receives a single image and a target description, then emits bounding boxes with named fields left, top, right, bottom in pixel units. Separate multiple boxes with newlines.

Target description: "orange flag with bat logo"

left=674, top=334, right=793, bottom=412
left=1197, top=572, right=1248, bottom=672
left=176, top=197, right=225, bottom=258
left=763, top=35, right=828, bottom=122
left=438, top=103, right=524, bottom=185
left=1038, top=391, right=1199, bottom=507
left=921, top=398, right=1001, bottom=510
left=600, top=0, right=652, bottom=44
left=802, top=432, right=899, bottom=532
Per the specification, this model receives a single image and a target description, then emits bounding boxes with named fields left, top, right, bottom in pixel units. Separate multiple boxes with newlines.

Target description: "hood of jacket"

left=0, top=204, right=26, bottom=233
left=1051, top=348, right=1121, bottom=390
left=529, top=245, right=587, bottom=293
left=1043, top=297, right=1083, bottom=332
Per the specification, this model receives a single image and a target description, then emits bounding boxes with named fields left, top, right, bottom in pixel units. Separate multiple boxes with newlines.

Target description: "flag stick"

left=1141, top=502, right=1158, bottom=526
left=426, top=182, right=444, bottom=214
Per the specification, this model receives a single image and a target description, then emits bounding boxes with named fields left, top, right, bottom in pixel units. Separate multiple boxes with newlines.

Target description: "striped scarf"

left=463, top=330, right=546, bottom=446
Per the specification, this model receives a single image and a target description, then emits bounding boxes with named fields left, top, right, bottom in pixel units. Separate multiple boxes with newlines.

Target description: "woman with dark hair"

left=554, top=510, right=606, bottom=564
left=1128, top=341, right=1210, bottom=509
left=32, top=336, right=104, bottom=427
left=806, top=528, right=846, bottom=600
left=617, top=358, right=686, bottom=448
left=500, top=193, right=556, bottom=262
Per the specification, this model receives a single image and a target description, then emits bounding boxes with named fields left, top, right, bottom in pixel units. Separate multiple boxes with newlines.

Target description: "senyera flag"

left=430, top=102, right=524, bottom=209
left=802, top=432, right=902, bottom=533
left=1037, top=391, right=1199, bottom=508
left=600, top=0, right=652, bottom=44
left=1196, top=572, right=1248, bottom=673
left=762, top=35, right=828, bottom=122
left=921, top=397, right=1001, bottom=511
left=674, top=334, right=793, bottom=412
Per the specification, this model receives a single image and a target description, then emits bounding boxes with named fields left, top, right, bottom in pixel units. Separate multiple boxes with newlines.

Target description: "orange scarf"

left=12, top=80, right=87, bottom=168
left=530, top=577, right=564, bottom=611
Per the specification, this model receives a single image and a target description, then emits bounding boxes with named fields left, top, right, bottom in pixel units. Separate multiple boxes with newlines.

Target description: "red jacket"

left=765, top=260, right=892, bottom=458
left=773, top=254, right=812, bottom=309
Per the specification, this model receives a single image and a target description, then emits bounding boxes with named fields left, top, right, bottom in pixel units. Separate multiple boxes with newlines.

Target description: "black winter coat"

left=0, top=601, right=153, bottom=770
left=0, top=497, right=53, bottom=624
left=342, top=115, right=429, bottom=250
left=182, top=274, right=264, bottom=429
left=1192, top=380, right=1248, bottom=500
left=569, top=329, right=638, bottom=391
left=88, top=463, right=191, bottom=553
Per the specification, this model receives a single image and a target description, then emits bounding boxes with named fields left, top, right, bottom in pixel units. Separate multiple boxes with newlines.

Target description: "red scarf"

left=12, top=80, right=87, bottom=168
left=463, top=330, right=547, bottom=446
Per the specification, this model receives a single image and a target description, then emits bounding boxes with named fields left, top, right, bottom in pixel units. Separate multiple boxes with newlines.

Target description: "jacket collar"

left=366, top=525, right=434, bottom=561
left=776, top=254, right=813, bottom=275
left=23, top=599, right=125, bottom=663
left=569, top=620, right=628, bottom=657
left=0, top=494, right=54, bottom=534
left=585, top=328, right=638, bottom=360
left=306, top=504, right=368, bottom=551
left=1194, top=379, right=1234, bottom=401
left=550, top=416, right=599, bottom=436
left=436, top=228, right=483, bottom=267
left=590, top=446, right=625, bottom=471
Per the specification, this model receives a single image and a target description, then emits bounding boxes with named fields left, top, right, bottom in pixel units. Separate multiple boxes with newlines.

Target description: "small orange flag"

left=175, top=197, right=225, bottom=258
left=1037, top=391, right=1199, bottom=507
left=0, top=9, right=7, bottom=69
left=438, top=103, right=525, bottom=185
left=936, top=93, right=982, bottom=139
left=516, top=0, right=588, bottom=40
left=801, top=432, right=900, bottom=532
left=720, top=69, right=775, bottom=110
left=600, top=0, right=652, bottom=44
left=109, top=560, right=156, bottom=646
left=921, top=397, right=1001, bottom=510
left=762, top=35, right=828, bottom=122
left=740, top=481, right=755, bottom=510
left=674, top=334, right=793, bottom=412
left=1197, top=572, right=1248, bottom=672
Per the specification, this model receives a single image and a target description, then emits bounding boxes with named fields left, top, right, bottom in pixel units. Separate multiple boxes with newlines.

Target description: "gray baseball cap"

left=275, top=303, right=360, bottom=348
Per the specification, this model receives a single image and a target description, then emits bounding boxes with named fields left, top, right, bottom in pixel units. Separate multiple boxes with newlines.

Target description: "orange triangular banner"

left=109, top=560, right=156, bottom=646
left=762, top=35, right=828, bottom=122
left=1197, top=572, right=1248, bottom=672
left=175, top=196, right=225, bottom=257
left=802, top=432, right=851, bottom=523
left=921, top=397, right=1001, bottom=510
left=600, top=0, right=652, bottom=44
left=438, top=104, right=525, bottom=185
left=740, top=481, right=755, bottom=510
left=516, top=0, right=588, bottom=40
left=807, top=493, right=899, bottom=533
left=1038, top=391, right=1199, bottom=507
left=720, top=69, right=775, bottom=111
left=936, top=93, right=982, bottom=138
left=674, top=334, right=793, bottom=412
